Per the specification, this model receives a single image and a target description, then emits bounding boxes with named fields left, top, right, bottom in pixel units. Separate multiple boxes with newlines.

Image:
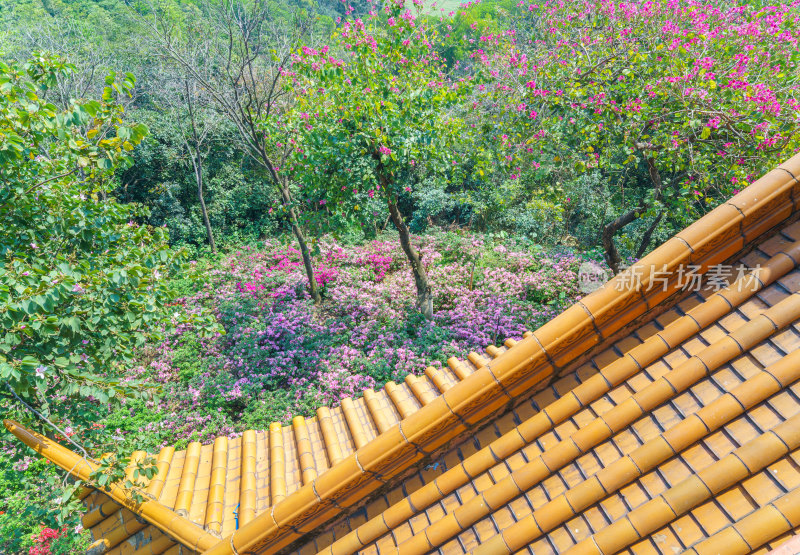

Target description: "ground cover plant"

left=106, top=231, right=588, bottom=448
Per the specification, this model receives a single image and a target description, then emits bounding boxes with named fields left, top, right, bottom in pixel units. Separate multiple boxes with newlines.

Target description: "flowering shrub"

left=23, top=524, right=90, bottom=555
left=103, top=232, right=591, bottom=447
left=480, top=0, right=800, bottom=270
left=29, top=527, right=60, bottom=555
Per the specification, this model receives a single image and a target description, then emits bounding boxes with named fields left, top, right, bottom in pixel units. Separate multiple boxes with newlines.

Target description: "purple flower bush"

left=105, top=232, right=592, bottom=448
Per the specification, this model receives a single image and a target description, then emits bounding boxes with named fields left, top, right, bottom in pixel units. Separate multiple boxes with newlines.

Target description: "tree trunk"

left=602, top=207, right=641, bottom=274
left=601, top=156, right=666, bottom=274
left=635, top=210, right=664, bottom=259
left=387, top=199, right=434, bottom=320
left=279, top=183, right=322, bottom=304
left=194, top=153, right=216, bottom=254
left=183, top=80, right=216, bottom=254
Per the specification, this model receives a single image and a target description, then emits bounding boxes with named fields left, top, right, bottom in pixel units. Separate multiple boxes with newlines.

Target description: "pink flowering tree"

left=485, top=0, right=800, bottom=271
left=287, top=0, right=478, bottom=319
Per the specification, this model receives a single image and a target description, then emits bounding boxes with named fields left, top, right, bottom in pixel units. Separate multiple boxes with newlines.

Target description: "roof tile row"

left=569, top=407, right=800, bottom=555
left=478, top=346, right=800, bottom=554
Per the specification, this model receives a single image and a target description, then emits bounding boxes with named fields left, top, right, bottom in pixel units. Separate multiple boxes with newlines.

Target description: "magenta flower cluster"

left=118, top=233, right=591, bottom=446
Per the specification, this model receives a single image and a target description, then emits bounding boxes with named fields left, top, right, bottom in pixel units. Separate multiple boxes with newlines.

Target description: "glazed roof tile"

left=7, top=153, right=800, bottom=554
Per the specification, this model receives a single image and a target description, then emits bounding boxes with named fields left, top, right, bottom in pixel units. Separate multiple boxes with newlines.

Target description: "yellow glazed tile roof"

left=7, top=153, right=800, bottom=554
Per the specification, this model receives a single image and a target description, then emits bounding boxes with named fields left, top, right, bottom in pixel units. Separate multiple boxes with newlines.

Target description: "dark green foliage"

left=0, top=456, right=92, bottom=554
left=117, top=108, right=286, bottom=248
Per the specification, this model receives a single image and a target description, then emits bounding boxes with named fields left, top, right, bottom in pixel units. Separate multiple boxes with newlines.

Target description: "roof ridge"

left=321, top=239, right=800, bottom=554
left=201, top=154, right=800, bottom=555
left=3, top=420, right=219, bottom=552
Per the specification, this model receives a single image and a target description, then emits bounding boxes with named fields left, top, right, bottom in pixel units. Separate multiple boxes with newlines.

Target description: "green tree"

left=290, top=2, right=476, bottom=318
left=488, top=0, right=800, bottom=270
left=0, top=54, right=195, bottom=426
left=133, top=0, right=325, bottom=302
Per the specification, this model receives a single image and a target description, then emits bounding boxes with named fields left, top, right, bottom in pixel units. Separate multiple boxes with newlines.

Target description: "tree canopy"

left=484, top=0, right=800, bottom=268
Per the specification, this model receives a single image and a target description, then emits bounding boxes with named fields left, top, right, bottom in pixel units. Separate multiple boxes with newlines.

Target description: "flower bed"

left=105, top=232, right=592, bottom=448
